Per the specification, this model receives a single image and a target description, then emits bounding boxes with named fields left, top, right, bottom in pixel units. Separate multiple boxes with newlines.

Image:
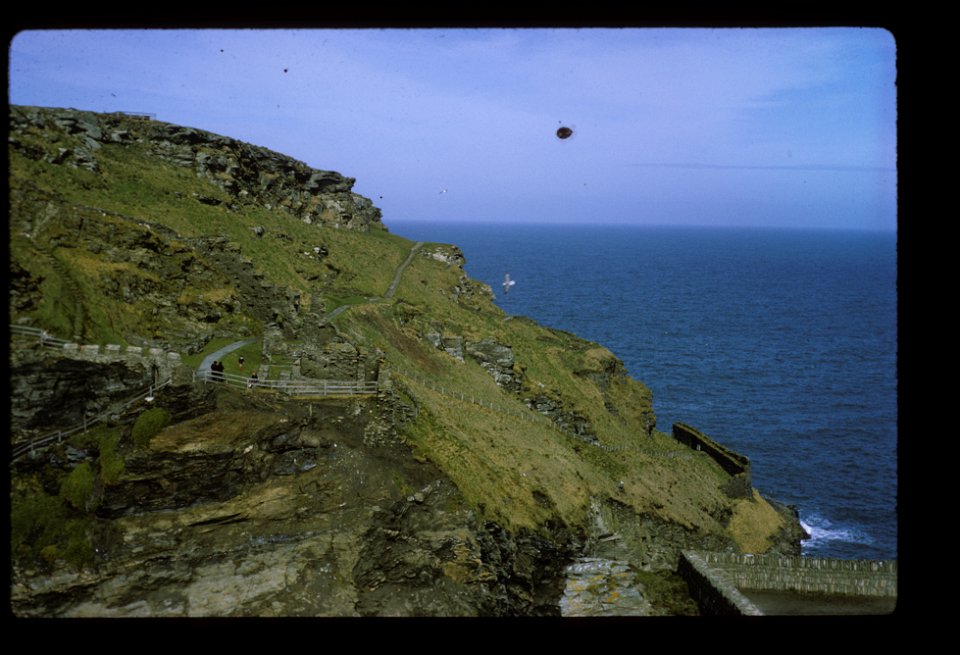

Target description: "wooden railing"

left=196, top=369, right=379, bottom=396
left=11, top=380, right=172, bottom=460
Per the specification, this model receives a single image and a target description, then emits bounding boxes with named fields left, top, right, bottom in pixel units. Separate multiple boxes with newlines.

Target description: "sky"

left=8, top=28, right=897, bottom=231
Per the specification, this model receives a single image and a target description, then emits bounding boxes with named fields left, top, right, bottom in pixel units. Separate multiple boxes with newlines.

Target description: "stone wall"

left=65, top=342, right=183, bottom=383
left=14, top=327, right=183, bottom=381
left=672, top=423, right=751, bottom=498
left=10, top=330, right=189, bottom=430
left=677, top=550, right=763, bottom=615
left=693, top=551, right=898, bottom=597
left=678, top=550, right=898, bottom=616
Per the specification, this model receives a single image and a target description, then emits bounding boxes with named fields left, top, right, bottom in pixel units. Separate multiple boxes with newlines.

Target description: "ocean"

left=389, top=221, right=898, bottom=562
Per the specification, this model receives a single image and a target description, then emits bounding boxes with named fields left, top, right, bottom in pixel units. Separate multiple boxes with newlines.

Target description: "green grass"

left=12, top=477, right=97, bottom=571
left=82, top=141, right=412, bottom=299
left=132, top=407, right=172, bottom=448
left=9, top=137, right=421, bottom=347
left=98, top=428, right=125, bottom=486
left=8, top=109, right=790, bottom=553
left=324, top=293, right=369, bottom=311
left=10, top=234, right=82, bottom=339
left=180, top=337, right=240, bottom=368
left=341, top=285, right=743, bottom=536
left=182, top=338, right=264, bottom=376
left=59, top=462, right=96, bottom=512
left=219, top=340, right=263, bottom=377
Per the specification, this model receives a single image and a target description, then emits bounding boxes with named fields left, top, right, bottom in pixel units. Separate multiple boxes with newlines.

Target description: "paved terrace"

left=679, top=550, right=897, bottom=616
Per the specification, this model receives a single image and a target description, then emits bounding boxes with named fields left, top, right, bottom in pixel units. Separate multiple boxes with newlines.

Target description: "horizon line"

left=386, top=219, right=898, bottom=233
left=624, top=162, right=896, bottom=173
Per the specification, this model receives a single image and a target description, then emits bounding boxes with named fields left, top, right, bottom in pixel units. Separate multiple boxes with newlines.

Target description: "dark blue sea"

left=390, top=221, right=898, bottom=562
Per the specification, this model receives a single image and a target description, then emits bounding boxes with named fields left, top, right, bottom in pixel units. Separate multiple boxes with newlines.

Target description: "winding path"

left=199, top=338, right=257, bottom=376
left=12, top=241, right=427, bottom=458
left=198, top=240, right=424, bottom=374
left=323, top=240, right=423, bottom=323
left=386, top=241, right=423, bottom=299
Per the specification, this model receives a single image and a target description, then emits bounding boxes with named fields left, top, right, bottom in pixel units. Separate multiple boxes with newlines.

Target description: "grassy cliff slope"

left=9, top=106, right=797, bottom=615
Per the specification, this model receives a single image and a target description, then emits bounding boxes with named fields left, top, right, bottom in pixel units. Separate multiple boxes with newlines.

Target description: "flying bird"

left=503, top=273, right=516, bottom=294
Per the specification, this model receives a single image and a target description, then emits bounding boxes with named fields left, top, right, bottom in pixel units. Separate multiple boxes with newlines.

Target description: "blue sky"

left=8, top=28, right=897, bottom=231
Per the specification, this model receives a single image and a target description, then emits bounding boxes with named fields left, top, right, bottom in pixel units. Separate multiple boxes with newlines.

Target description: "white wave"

left=800, top=513, right=874, bottom=550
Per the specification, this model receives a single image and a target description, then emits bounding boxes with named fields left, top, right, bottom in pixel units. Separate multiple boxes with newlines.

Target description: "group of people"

left=209, top=358, right=261, bottom=389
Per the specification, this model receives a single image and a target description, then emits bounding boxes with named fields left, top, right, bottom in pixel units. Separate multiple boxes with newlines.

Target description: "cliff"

left=8, top=106, right=803, bottom=617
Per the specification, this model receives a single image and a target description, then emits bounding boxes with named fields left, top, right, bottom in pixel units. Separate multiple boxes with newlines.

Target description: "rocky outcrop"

left=523, top=392, right=598, bottom=443
left=299, top=341, right=365, bottom=381
left=423, top=332, right=523, bottom=393
left=762, top=497, right=808, bottom=557
left=190, top=235, right=304, bottom=337
left=353, top=486, right=579, bottom=616
left=465, top=338, right=523, bottom=393
left=10, top=388, right=581, bottom=617
left=10, top=349, right=153, bottom=434
left=9, top=106, right=383, bottom=232
left=7, top=191, right=253, bottom=351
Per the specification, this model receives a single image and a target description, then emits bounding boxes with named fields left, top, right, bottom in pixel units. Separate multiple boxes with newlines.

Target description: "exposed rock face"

left=191, top=236, right=304, bottom=337
left=10, top=259, right=44, bottom=314
left=10, top=387, right=580, bottom=617
left=421, top=327, right=652, bottom=441
left=423, top=332, right=522, bottom=392
left=441, top=336, right=465, bottom=362
left=524, top=392, right=598, bottom=443
left=299, top=341, right=364, bottom=380
left=353, top=488, right=578, bottom=616
left=465, top=338, right=522, bottom=393
left=7, top=195, right=256, bottom=350
left=422, top=245, right=465, bottom=267
left=762, top=498, right=808, bottom=557
left=9, top=106, right=383, bottom=232
left=10, top=349, right=152, bottom=434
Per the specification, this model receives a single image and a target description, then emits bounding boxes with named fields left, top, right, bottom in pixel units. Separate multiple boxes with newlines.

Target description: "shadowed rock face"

left=10, top=350, right=151, bottom=433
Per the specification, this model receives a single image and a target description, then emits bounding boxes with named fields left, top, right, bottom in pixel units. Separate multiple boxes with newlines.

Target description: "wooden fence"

left=196, top=369, right=379, bottom=397
left=11, top=380, right=172, bottom=460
